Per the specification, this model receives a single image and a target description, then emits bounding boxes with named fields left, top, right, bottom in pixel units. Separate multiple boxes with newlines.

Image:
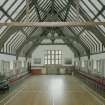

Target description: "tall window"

left=44, top=50, right=62, bottom=64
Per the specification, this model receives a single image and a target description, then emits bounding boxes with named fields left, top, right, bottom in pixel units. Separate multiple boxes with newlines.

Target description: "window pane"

left=0, top=26, right=7, bottom=35
left=52, top=55, right=54, bottom=59
left=59, top=55, right=62, bottom=59
left=59, top=51, right=62, bottom=54
left=45, top=60, right=47, bottom=64
left=48, top=50, right=50, bottom=54
left=0, top=11, right=3, bottom=19
left=44, top=50, right=62, bottom=65
left=55, top=60, right=59, bottom=64
left=90, top=0, right=102, bottom=10
left=52, top=50, right=54, bottom=54
left=103, top=10, right=105, bottom=17
left=83, top=0, right=98, bottom=13
left=3, top=0, right=16, bottom=11
left=56, top=51, right=59, bottom=54
left=52, top=60, right=54, bottom=64
left=80, top=1, right=94, bottom=18
left=11, top=1, right=25, bottom=19
left=98, top=15, right=105, bottom=21
left=48, top=55, right=50, bottom=59
left=1, top=16, right=8, bottom=22
left=100, top=0, right=105, bottom=4
left=98, top=25, right=105, bottom=33
left=48, top=60, right=50, bottom=64
left=55, top=55, right=59, bottom=59
left=44, top=56, right=47, bottom=59
left=5, top=0, right=22, bottom=14
left=0, top=0, right=6, bottom=6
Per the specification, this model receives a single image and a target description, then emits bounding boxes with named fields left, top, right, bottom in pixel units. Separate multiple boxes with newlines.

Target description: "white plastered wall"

left=75, top=53, right=105, bottom=77
left=0, top=54, right=16, bottom=76
left=31, top=45, right=74, bottom=68
left=0, top=54, right=16, bottom=61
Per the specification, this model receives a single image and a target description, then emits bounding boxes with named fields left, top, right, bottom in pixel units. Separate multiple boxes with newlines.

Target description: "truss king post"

left=26, top=0, right=30, bottom=22
left=76, top=0, right=80, bottom=21
left=88, top=54, right=90, bottom=60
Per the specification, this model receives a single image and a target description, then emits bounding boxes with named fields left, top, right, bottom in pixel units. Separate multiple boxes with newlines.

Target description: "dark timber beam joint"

left=63, top=0, right=71, bottom=21
left=24, top=30, right=49, bottom=57
left=16, top=9, right=51, bottom=57
left=33, top=0, right=41, bottom=21
left=63, top=37, right=80, bottom=57
left=51, top=0, right=55, bottom=14
left=57, top=28, right=90, bottom=57
left=26, top=0, right=30, bottom=21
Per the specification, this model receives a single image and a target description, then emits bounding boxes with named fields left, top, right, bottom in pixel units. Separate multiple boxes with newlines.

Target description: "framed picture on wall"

left=65, top=59, right=72, bottom=65
left=33, top=58, right=41, bottom=64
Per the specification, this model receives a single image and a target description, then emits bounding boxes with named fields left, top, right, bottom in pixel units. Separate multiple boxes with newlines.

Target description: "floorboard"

left=0, top=75, right=105, bottom=105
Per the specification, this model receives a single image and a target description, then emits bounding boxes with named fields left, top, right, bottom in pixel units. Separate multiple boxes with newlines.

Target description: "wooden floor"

left=0, top=75, right=105, bottom=105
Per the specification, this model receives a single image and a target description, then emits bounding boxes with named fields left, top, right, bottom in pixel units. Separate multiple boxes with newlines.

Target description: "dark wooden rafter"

left=25, top=31, right=49, bottom=57
left=32, top=0, right=41, bottom=21
left=16, top=1, right=52, bottom=54
left=0, top=2, right=35, bottom=50
left=56, top=29, right=88, bottom=56
left=6, top=32, right=18, bottom=53
left=62, top=36, right=80, bottom=57
left=26, top=0, right=30, bottom=21
left=51, top=0, right=55, bottom=13
left=56, top=0, right=105, bottom=54
left=54, top=11, right=90, bottom=57
left=79, top=7, right=105, bottom=47
left=76, top=0, right=80, bottom=21
left=58, top=6, right=67, bottom=14
left=0, top=0, right=22, bottom=20
left=22, top=27, right=87, bottom=57
left=0, top=1, right=50, bottom=53
left=0, top=0, right=105, bottom=57
left=1, top=22, right=105, bottom=27
left=63, top=0, right=71, bottom=21
left=74, top=1, right=105, bottom=48
left=57, top=0, right=105, bottom=51
left=36, top=0, right=51, bottom=13
left=78, top=3, right=105, bottom=37
left=0, top=7, right=31, bottom=53
left=16, top=10, right=51, bottom=56
left=0, top=7, right=14, bottom=21
left=16, top=28, right=43, bottom=56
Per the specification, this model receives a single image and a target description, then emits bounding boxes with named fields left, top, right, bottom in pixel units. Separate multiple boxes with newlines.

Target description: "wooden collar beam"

left=0, top=22, right=105, bottom=27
